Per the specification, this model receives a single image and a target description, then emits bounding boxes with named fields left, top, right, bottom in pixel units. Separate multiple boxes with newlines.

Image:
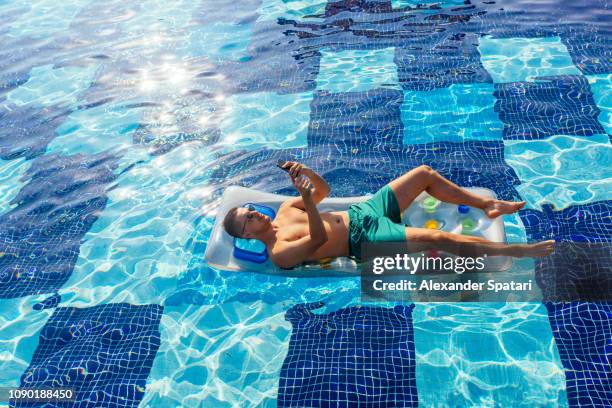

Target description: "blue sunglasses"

left=241, top=204, right=257, bottom=236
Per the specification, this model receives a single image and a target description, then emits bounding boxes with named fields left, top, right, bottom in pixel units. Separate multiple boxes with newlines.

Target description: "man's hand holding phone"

left=293, top=174, right=312, bottom=199
left=277, top=160, right=330, bottom=203
left=277, top=160, right=312, bottom=179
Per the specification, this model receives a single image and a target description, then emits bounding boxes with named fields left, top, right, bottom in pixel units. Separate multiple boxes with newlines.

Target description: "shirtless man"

left=223, top=162, right=555, bottom=269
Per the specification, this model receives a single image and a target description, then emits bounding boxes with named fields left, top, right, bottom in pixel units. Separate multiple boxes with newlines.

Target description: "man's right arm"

left=272, top=177, right=328, bottom=269
left=301, top=187, right=327, bottom=248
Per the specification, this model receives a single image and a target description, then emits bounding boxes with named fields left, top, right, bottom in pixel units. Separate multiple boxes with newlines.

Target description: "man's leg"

left=389, top=165, right=525, bottom=218
left=404, top=227, right=555, bottom=258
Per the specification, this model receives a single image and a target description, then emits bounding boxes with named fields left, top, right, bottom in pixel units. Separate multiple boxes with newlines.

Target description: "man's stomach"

left=308, top=211, right=350, bottom=260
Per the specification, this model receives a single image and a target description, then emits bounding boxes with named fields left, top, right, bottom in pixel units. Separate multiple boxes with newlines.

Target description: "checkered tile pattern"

left=227, top=2, right=610, bottom=406
left=0, top=0, right=610, bottom=406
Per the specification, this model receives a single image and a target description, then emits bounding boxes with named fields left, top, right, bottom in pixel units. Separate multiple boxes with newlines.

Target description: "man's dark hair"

left=223, top=207, right=243, bottom=238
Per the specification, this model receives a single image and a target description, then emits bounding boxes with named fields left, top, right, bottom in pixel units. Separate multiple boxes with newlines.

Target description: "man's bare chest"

left=274, top=208, right=309, bottom=241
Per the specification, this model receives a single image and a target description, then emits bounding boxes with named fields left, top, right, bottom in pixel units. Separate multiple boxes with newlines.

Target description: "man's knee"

left=416, top=164, right=434, bottom=176
left=412, top=165, right=436, bottom=182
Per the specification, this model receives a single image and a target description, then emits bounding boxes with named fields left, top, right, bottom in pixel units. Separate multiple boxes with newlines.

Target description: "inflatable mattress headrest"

left=233, top=203, right=276, bottom=264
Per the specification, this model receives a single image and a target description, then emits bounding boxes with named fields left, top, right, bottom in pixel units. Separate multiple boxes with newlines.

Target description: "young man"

left=223, top=162, right=555, bottom=269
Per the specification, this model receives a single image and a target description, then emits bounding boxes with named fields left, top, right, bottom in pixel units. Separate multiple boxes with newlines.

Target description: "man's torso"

left=272, top=205, right=350, bottom=261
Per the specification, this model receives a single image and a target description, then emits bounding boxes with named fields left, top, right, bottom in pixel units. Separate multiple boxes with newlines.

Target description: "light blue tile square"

left=177, top=21, right=253, bottom=61
left=413, top=302, right=565, bottom=407
left=479, top=36, right=581, bottom=83
left=401, top=83, right=503, bottom=144
left=219, top=91, right=313, bottom=149
left=122, top=0, right=194, bottom=35
left=8, top=0, right=91, bottom=38
left=505, top=134, right=612, bottom=210
left=587, top=73, right=611, bottom=134
left=317, top=48, right=400, bottom=93
left=48, top=103, right=145, bottom=156
left=6, top=64, right=98, bottom=108
left=257, top=0, right=326, bottom=22
left=0, top=158, right=31, bottom=215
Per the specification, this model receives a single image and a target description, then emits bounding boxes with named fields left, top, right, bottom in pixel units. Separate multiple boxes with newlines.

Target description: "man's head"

left=223, top=205, right=272, bottom=239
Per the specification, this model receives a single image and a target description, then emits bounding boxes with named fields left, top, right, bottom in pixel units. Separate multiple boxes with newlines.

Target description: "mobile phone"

left=276, top=160, right=289, bottom=171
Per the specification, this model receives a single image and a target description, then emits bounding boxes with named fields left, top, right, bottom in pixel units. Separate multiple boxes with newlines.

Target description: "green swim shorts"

left=347, top=185, right=407, bottom=259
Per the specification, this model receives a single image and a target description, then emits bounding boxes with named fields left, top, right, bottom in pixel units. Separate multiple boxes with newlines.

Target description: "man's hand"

left=279, top=160, right=330, bottom=207
left=293, top=175, right=312, bottom=199
left=280, top=161, right=312, bottom=179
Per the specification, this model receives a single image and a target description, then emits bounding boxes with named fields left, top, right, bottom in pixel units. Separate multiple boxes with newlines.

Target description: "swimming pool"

left=0, top=0, right=610, bottom=406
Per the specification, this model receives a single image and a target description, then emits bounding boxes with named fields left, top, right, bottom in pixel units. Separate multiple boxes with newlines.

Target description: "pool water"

left=0, top=0, right=610, bottom=407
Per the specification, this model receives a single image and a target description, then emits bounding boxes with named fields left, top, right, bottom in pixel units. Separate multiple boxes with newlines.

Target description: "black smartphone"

left=276, top=159, right=289, bottom=171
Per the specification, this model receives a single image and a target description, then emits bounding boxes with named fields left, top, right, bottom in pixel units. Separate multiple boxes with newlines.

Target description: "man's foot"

left=484, top=199, right=526, bottom=218
left=519, top=240, right=556, bottom=258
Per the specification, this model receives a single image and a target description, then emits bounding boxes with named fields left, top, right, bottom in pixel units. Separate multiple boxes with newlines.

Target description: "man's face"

left=235, top=206, right=271, bottom=238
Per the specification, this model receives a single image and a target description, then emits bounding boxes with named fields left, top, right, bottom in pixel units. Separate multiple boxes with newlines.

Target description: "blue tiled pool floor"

left=0, top=0, right=610, bottom=406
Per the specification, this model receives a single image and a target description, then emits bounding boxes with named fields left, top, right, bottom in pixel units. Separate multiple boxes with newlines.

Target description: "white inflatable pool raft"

left=204, top=186, right=512, bottom=276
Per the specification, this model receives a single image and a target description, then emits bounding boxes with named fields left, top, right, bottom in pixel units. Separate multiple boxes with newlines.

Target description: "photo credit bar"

left=360, top=242, right=611, bottom=303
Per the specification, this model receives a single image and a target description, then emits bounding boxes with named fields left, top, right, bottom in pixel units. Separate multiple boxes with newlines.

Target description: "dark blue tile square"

left=494, top=76, right=606, bottom=140
left=0, top=103, right=71, bottom=160
left=562, top=26, right=612, bottom=75
left=278, top=302, right=418, bottom=407
left=545, top=302, right=612, bottom=408
left=519, top=202, right=612, bottom=302
left=308, top=88, right=404, bottom=148
left=325, top=0, right=393, bottom=17
left=395, top=33, right=492, bottom=91
left=13, top=303, right=163, bottom=408
left=521, top=202, right=612, bottom=406
left=0, top=152, right=119, bottom=299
